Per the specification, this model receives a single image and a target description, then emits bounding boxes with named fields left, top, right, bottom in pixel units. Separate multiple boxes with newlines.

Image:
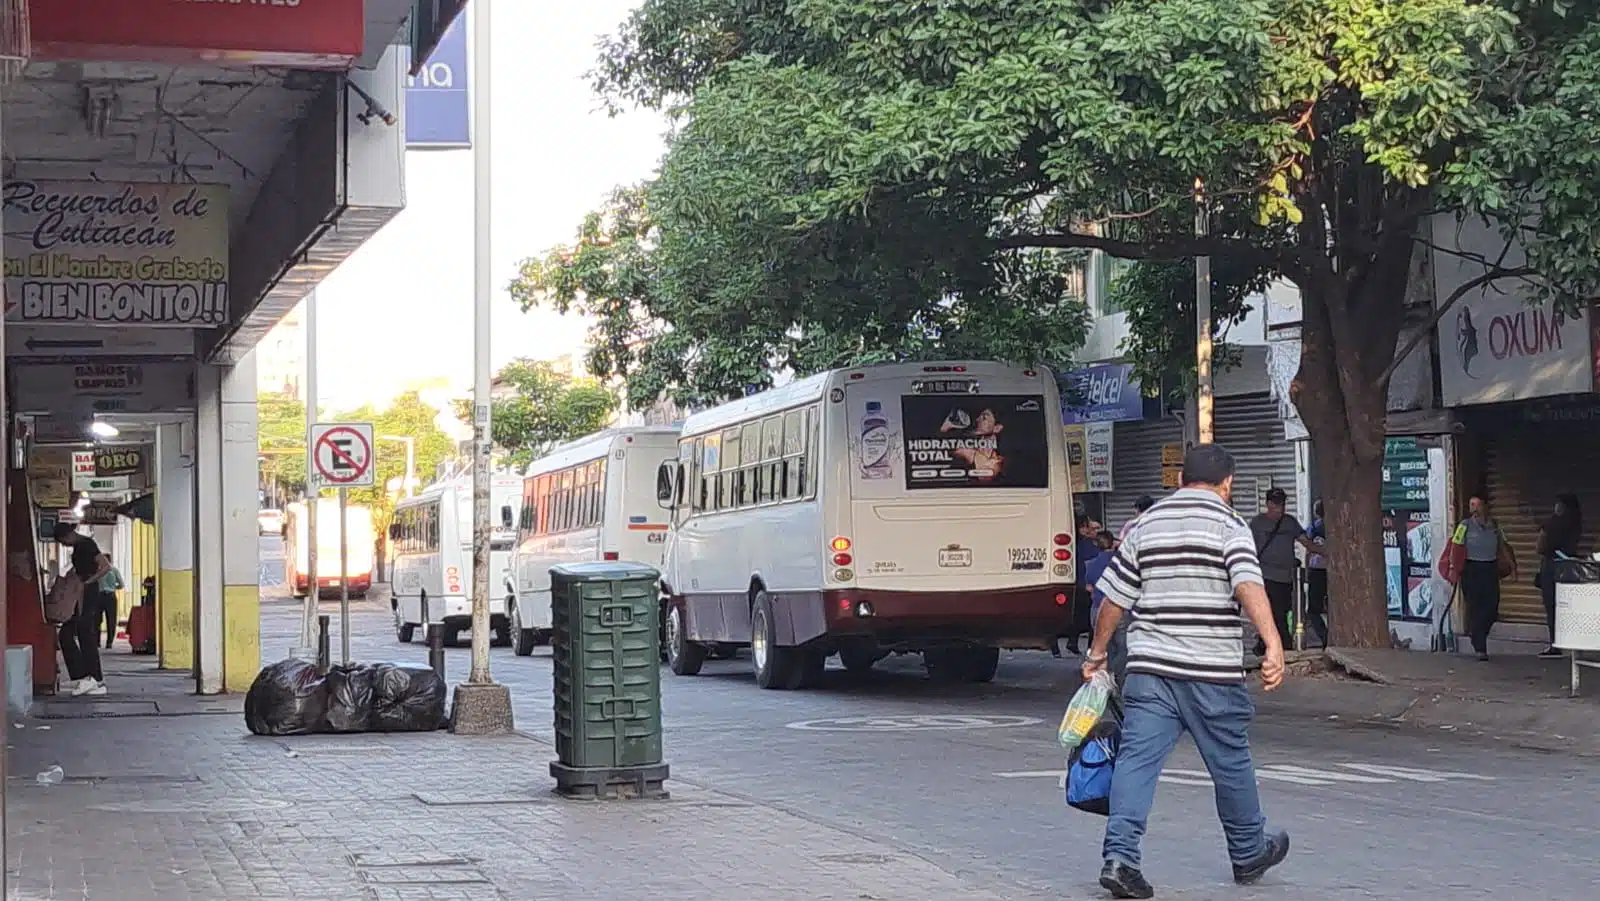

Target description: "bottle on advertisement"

left=860, top=401, right=892, bottom=479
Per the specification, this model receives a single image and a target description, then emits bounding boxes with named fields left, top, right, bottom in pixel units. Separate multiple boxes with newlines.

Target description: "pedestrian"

left=53, top=523, right=113, bottom=696
left=1447, top=494, right=1516, bottom=660
left=1304, top=500, right=1330, bottom=649
left=100, top=554, right=125, bottom=650
left=1087, top=444, right=1289, bottom=899
left=1248, top=488, right=1318, bottom=656
left=1069, top=513, right=1103, bottom=655
left=1083, top=530, right=1128, bottom=687
left=1534, top=493, right=1579, bottom=658
left=1118, top=495, right=1156, bottom=544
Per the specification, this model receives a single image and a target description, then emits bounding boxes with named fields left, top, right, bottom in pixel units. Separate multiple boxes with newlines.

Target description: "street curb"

left=1250, top=665, right=1600, bottom=756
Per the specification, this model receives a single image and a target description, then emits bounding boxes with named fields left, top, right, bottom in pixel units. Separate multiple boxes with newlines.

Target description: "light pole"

left=296, top=289, right=321, bottom=659
left=378, top=434, right=416, bottom=497
left=451, top=0, right=514, bottom=734
left=1193, top=179, right=1214, bottom=445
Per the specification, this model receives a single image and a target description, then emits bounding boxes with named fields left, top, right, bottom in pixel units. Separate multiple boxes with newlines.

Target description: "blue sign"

left=1059, top=363, right=1145, bottom=424
left=404, top=15, right=469, bottom=148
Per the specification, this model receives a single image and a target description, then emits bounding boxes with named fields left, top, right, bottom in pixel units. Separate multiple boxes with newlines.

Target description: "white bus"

left=388, top=475, right=523, bottom=646
left=285, top=502, right=375, bottom=599
left=656, top=361, right=1076, bottom=689
left=506, top=427, right=682, bottom=656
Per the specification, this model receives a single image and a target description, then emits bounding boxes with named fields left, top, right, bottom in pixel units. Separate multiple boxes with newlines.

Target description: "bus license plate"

left=939, top=547, right=973, bottom=568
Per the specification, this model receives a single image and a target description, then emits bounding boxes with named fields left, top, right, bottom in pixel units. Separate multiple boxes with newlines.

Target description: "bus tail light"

left=833, top=552, right=853, bottom=566
left=830, top=536, right=852, bottom=552
left=1053, top=548, right=1070, bottom=561
left=1052, top=533, right=1071, bottom=546
left=1054, top=593, right=1069, bottom=606
left=603, top=551, right=619, bottom=561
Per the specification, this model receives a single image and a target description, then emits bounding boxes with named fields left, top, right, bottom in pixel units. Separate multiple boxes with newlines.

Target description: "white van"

left=656, top=361, right=1077, bottom=689
left=388, top=475, right=523, bottom=646
left=506, top=427, right=682, bottom=656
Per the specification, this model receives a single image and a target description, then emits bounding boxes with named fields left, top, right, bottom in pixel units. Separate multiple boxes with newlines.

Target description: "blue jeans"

left=1102, top=673, right=1268, bottom=868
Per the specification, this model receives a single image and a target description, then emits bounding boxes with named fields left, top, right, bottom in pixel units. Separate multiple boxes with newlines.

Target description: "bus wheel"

left=924, top=647, right=998, bottom=683
left=965, top=647, right=1000, bottom=683
left=665, top=605, right=706, bottom=676
left=398, top=623, right=416, bottom=643
left=838, top=642, right=880, bottom=675
left=751, top=591, right=801, bottom=690
left=512, top=604, right=537, bottom=657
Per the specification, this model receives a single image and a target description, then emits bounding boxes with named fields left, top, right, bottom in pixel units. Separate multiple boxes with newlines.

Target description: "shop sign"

left=1065, top=424, right=1112, bottom=493
left=404, top=14, right=470, bottom=149
left=28, top=0, right=363, bottom=69
left=1383, top=510, right=1436, bottom=623
left=79, top=476, right=129, bottom=493
left=11, top=361, right=194, bottom=416
left=1433, top=221, right=1592, bottom=406
left=3, top=180, right=229, bottom=327
left=94, top=448, right=146, bottom=478
left=1059, top=363, right=1145, bottom=424
left=1160, top=443, right=1184, bottom=489
left=78, top=500, right=122, bottom=526
left=1380, top=438, right=1429, bottom=511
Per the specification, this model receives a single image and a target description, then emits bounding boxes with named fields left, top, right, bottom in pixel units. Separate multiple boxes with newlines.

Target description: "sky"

left=310, top=2, right=666, bottom=413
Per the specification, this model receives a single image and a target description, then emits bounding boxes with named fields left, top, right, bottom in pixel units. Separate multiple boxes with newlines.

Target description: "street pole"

left=339, top=486, right=350, bottom=666
left=468, top=0, right=494, bottom=686
left=1194, top=179, right=1215, bottom=445
left=298, top=289, right=320, bottom=658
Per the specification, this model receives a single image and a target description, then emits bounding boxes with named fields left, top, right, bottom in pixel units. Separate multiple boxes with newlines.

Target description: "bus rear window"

left=900, top=394, right=1050, bottom=490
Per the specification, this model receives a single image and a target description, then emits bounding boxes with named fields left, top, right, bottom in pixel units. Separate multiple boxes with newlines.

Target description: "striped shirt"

left=1094, top=487, right=1264, bottom=683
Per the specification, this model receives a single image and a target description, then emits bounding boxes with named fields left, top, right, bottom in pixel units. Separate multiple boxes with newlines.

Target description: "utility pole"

left=1194, top=179, right=1215, bottom=445
left=296, top=289, right=320, bottom=658
left=451, top=0, right=514, bottom=733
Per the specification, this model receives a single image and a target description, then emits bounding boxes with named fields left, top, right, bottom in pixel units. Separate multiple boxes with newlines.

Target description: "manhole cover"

left=358, top=866, right=490, bottom=885
left=35, top=701, right=160, bottom=719
left=87, top=797, right=292, bottom=814
left=351, top=852, right=475, bottom=868
left=413, top=792, right=547, bottom=807
left=785, top=714, right=1042, bottom=732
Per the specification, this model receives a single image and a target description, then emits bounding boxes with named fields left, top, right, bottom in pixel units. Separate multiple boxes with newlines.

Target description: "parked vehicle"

left=388, top=476, right=522, bottom=646
left=284, top=502, right=375, bottom=599
left=656, top=361, right=1076, bottom=689
left=506, top=427, right=682, bottom=656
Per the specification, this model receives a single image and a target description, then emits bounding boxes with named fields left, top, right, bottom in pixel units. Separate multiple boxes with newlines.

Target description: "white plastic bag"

left=1058, top=670, right=1114, bottom=750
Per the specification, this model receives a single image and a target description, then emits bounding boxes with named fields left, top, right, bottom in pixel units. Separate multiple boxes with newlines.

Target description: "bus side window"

left=782, top=409, right=804, bottom=501
left=803, top=404, right=820, bottom=498
left=692, top=437, right=709, bottom=512
left=760, top=415, right=782, bottom=503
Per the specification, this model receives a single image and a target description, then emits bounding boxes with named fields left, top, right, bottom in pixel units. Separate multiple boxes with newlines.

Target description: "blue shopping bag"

left=1064, top=697, right=1121, bottom=816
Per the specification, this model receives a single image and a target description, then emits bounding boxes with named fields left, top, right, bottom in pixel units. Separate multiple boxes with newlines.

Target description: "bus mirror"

left=656, top=461, right=676, bottom=508
left=500, top=505, right=513, bottom=528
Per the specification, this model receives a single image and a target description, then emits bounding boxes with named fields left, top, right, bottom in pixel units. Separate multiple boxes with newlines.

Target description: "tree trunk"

left=1291, top=271, right=1405, bottom=649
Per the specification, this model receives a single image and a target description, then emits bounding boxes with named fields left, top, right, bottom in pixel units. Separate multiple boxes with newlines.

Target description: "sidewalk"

left=1252, top=647, right=1600, bottom=754
left=6, top=671, right=1033, bottom=901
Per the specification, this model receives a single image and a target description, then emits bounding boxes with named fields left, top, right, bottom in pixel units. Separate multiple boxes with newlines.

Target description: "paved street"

left=237, top=595, right=1600, bottom=900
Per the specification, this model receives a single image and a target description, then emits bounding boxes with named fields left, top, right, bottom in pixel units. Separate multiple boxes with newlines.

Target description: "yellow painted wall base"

left=223, top=584, right=261, bottom=692
left=157, top=569, right=194, bottom=671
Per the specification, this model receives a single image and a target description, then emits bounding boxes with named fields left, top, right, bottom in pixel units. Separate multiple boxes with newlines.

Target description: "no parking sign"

left=309, top=422, right=375, bottom=489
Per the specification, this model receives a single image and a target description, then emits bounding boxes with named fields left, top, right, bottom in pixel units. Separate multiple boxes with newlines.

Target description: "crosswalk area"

left=994, top=762, right=1496, bottom=789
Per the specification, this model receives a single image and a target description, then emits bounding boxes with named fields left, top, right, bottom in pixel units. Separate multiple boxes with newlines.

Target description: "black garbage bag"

left=1552, top=558, right=1600, bottom=584
left=244, top=659, right=329, bottom=736
left=323, top=664, right=378, bottom=733
left=368, top=663, right=448, bottom=732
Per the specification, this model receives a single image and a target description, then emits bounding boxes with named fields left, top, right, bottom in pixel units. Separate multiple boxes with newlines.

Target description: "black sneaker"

left=1538, top=646, right=1564, bottom=659
left=1233, top=829, right=1291, bottom=885
left=1099, top=861, right=1155, bottom=899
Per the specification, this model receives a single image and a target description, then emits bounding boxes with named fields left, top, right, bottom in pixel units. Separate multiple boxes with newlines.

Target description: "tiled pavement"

left=6, top=674, right=1032, bottom=901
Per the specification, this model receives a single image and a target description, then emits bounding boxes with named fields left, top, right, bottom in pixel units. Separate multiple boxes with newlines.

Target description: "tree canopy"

left=331, top=391, right=458, bottom=531
left=522, top=0, right=1600, bottom=646
left=453, top=359, right=618, bottom=470
left=258, top=392, right=307, bottom=499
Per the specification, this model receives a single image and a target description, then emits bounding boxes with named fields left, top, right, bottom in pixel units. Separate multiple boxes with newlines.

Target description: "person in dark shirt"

left=1070, top=513, right=1103, bottom=654
left=1535, top=494, right=1582, bottom=658
left=54, top=523, right=112, bottom=696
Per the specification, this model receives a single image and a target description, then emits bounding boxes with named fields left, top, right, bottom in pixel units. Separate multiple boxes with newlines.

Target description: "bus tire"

left=398, top=623, right=416, bottom=643
left=965, top=646, right=1000, bottom=683
left=665, top=605, right=706, bottom=676
left=751, top=591, right=801, bottom=690
left=838, top=641, right=880, bottom=674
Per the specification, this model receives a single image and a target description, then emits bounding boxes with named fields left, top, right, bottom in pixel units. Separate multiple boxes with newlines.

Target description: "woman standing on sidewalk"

left=1448, top=495, right=1516, bottom=661
left=1535, top=494, right=1582, bottom=658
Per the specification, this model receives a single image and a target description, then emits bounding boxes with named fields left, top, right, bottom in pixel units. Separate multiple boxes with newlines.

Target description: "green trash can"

left=548, top=562, right=670, bottom=799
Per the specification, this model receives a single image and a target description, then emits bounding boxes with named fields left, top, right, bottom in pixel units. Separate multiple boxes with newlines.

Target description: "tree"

left=453, top=360, right=618, bottom=470
left=570, top=0, right=1600, bottom=647
left=332, top=391, right=458, bottom=539
left=257, top=392, right=307, bottom=500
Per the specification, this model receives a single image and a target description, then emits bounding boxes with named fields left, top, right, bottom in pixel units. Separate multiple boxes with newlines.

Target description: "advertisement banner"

left=1084, top=422, right=1114, bottom=492
left=4, top=180, right=229, bottom=327
left=10, top=362, right=196, bottom=416
left=900, top=395, right=1050, bottom=490
left=94, top=448, right=146, bottom=478
left=1063, top=425, right=1088, bottom=493
left=29, top=0, right=364, bottom=68
left=1060, top=363, right=1145, bottom=424
left=405, top=14, right=470, bottom=148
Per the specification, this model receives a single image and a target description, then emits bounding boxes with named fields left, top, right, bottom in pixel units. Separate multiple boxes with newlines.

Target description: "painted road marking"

left=995, top=761, right=1496, bottom=788
left=787, top=714, right=1043, bottom=732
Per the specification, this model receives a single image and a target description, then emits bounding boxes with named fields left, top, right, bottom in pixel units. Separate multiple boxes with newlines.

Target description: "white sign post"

left=309, top=422, right=375, bottom=666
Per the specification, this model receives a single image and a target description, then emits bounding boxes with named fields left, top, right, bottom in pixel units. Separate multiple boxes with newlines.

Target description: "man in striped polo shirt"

left=1085, top=443, right=1290, bottom=899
